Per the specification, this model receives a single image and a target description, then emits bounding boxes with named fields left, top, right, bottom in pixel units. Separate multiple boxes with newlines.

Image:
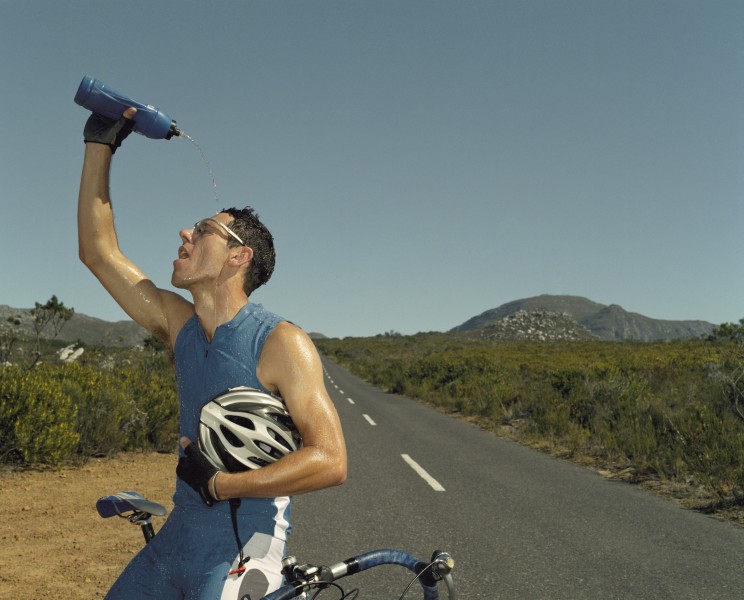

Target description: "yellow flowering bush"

left=0, top=350, right=178, bottom=465
left=0, top=365, right=79, bottom=465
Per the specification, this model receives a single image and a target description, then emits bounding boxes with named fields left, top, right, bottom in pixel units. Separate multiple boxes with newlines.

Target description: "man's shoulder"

left=258, top=321, right=317, bottom=395
left=262, top=322, right=314, bottom=362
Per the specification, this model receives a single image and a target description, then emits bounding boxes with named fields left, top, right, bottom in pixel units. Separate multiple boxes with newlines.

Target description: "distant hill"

left=451, top=295, right=715, bottom=341
left=1, top=304, right=330, bottom=348
left=0, top=305, right=148, bottom=348
left=2, top=294, right=718, bottom=347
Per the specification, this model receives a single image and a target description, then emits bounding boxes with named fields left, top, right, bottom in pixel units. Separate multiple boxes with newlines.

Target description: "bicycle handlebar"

left=262, top=548, right=456, bottom=600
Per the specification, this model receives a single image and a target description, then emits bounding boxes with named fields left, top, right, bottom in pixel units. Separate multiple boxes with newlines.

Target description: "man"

left=78, top=110, right=347, bottom=599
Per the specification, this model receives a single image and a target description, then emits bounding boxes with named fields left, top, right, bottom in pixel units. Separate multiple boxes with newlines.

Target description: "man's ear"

left=230, top=246, right=254, bottom=267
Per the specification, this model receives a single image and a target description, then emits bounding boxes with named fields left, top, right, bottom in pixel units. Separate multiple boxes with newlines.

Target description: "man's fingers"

left=123, top=107, right=137, bottom=120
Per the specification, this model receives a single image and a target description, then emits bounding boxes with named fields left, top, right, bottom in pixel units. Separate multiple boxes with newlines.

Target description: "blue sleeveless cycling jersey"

left=106, top=302, right=293, bottom=600
left=173, top=302, right=288, bottom=521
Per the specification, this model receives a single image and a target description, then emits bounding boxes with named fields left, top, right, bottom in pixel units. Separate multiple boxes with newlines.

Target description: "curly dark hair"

left=221, top=207, right=276, bottom=295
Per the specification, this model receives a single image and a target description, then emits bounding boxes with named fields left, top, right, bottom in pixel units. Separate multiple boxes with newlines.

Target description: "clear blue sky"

left=1, top=1, right=742, bottom=338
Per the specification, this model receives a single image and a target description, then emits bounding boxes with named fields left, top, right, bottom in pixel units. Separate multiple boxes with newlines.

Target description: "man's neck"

left=192, top=292, right=249, bottom=342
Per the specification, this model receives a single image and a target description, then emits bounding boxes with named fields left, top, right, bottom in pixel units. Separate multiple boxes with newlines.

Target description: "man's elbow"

left=333, top=462, right=348, bottom=487
left=78, top=245, right=101, bottom=270
left=327, top=454, right=347, bottom=487
left=78, top=245, right=90, bottom=266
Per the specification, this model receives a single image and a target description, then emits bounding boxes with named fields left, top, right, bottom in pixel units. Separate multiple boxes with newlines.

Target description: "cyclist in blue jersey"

left=78, top=110, right=347, bottom=599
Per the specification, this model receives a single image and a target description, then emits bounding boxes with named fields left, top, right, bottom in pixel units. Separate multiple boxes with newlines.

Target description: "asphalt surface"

left=285, top=358, right=744, bottom=599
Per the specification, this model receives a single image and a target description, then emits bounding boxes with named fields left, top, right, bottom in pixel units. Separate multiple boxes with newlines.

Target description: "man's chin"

left=171, top=272, right=188, bottom=290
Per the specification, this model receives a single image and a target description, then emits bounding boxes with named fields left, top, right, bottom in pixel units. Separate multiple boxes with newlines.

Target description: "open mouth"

left=178, top=247, right=190, bottom=259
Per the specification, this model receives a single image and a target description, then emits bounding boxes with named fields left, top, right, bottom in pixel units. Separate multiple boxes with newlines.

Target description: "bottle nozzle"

left=166, top=121, right=182, bottom=140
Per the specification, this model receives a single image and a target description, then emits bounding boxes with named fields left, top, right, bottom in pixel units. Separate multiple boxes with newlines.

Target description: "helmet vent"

left=227, top=414, right=256, bottom=430
left=257, top=441, right=276, bottom=456
left=220, top=424, right=244, bottom=448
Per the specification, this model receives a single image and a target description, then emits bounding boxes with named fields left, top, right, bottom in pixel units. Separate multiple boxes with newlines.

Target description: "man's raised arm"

left=77, top=112, right=191, bottom=344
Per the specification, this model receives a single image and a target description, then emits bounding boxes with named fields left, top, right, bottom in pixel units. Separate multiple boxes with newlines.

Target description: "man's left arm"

left=208, top=322, right=347, bottom=499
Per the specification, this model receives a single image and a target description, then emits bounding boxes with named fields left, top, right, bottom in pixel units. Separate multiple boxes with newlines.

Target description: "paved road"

left=286, top=358, right=744, bottom=599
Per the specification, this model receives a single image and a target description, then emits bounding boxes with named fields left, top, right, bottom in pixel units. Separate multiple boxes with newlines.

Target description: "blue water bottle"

left=74, top=76, right=181, bottom=140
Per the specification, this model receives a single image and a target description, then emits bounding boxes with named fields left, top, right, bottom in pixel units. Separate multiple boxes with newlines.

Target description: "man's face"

left=171, top=213, right=239, bottom=290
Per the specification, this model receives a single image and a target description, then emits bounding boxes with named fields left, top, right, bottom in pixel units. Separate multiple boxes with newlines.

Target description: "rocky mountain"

left=469, top=309, right=598, bottom=342
left=0, top=305, right=149, bottom=348
left=452, top=295, right=716, bottom=342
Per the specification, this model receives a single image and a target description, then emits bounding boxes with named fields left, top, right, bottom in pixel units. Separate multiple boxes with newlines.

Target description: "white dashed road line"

left=325, top=372, right=444, bottom=492
left=401, top=454, right=445, bottom=492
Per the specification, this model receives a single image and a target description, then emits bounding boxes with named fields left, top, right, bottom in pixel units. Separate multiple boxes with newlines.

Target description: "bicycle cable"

left=308, top=582, right=359, bottom=599
left=396, top=559, right=438, bottom=600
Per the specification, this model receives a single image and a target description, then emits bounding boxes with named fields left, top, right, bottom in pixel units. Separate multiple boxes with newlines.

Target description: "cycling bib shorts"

left=105, top=502, right=290, bottom=599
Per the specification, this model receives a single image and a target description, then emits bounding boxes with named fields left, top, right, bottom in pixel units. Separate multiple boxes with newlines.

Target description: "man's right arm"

left=77, top=139, right=192, bottom=346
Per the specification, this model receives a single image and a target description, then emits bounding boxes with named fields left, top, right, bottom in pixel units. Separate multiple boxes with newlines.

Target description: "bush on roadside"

left=0, top=365, right=80, bottom=465
left=317, top=335, right=744, bottom=508
left=0, top=350, right=178, bottom=466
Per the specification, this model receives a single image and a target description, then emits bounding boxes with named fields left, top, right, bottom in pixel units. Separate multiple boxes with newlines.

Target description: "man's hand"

left=83, top=107, right=137, bottom=154
left=176, top=437, right=221, bottom=507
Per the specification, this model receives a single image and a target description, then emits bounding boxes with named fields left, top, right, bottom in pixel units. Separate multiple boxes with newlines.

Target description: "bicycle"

left=97, top=491, right=457, bottom=599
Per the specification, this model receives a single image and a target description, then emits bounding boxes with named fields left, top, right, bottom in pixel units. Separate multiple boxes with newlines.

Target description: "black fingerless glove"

left=176, top=442, right=220, bottom=507
left=83, top=113, right=135, bottom=154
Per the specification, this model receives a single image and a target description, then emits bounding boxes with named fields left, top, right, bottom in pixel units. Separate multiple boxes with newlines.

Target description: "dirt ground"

left=0, top=452, right=178, bottom=600
left=1, top=450, right=742, bottom=600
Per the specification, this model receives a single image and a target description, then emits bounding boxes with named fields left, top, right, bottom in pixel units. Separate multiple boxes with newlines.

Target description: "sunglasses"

left=193, top=218, right=245, bottom=246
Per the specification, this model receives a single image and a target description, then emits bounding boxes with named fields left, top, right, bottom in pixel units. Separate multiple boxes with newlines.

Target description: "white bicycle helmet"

left=198, top=386, right=302, bottom=472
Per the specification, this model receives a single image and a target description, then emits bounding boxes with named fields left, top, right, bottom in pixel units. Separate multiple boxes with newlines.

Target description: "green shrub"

left=61, top=364, right=131, bottom=457
left=0, top=349, right=178, bottom=465
left=316, top=334, right=744, bottom=507
left=0, top=366, right=79, bottom=464
left=119, top=358, right=178, bottom=452
left=677, top=402, right=744, bottom=503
